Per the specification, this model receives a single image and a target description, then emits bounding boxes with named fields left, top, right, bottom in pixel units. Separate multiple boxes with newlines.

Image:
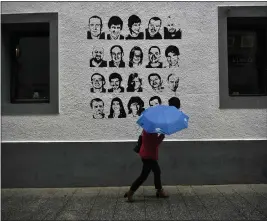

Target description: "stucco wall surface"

left=1, top=1, right=267, bottom=141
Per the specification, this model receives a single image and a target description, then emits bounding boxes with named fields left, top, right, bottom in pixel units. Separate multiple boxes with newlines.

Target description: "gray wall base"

left=2, top=140, right=267, bottom=188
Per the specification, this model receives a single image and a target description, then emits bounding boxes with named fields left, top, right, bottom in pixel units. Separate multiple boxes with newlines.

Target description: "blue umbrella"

left=137, top=105, right=189, bottom=135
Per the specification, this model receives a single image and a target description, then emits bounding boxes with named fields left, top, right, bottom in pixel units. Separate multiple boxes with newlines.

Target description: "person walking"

left=124, top=96, right=181, bottom=202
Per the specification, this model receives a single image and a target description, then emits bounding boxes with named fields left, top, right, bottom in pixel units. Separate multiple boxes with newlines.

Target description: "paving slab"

left=178, top=186, right=213, bottom=220
left=144, top=186, right=172, bottom=220
left=2, top=184, right=267, bottom=221
left=231, top=184, right=267, bottom=218
left=216, top=185, right=266, bottom=220
left=113, top=186, right=145, bottom=220
left=87, top=187, right=120, bottom=220
left=165, top=186, right=192, bottom=220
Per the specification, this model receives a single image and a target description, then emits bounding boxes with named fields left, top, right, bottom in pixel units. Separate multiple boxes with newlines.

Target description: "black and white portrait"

left=126, top=15, right=144, bottom=40
left=127, top=96, right=145, bottom=117
left=148, top=73, right=164, bottom=92
left=109, top=45, right=125, bottom=68
left=129, top=46, right=143, bottom=68
left=107, top=16, right=124, bottom=40
left=149, top=96, right=162, bottom=107
left=145, top=17, right=162, bottom=40
left=126, top=73, right=143, bottom=92
left=90, top=46, right=107, bottom=67
left=165, top=45, right=180, bottom=68
left=108, top=97, right=126, bottom=118
left=167, top=73, right=179, bottom=93
left=91, top=73, right=106, bottom=93
left=108, top=72, right=124, bottom=93
left=164, top=15, right=182, bottom=39
left=146, top=46, right=163, bottom=68
left=90, top=98, right=105, bottom=119
left=87, top=16, right=105, bottom=39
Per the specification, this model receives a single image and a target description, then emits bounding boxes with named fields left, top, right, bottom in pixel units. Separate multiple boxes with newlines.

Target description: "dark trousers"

left=130, top=158, right=162, bottom=191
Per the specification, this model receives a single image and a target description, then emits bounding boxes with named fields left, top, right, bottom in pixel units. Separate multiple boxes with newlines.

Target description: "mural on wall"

left=126, top=73, right=143, bottom=92
left=90, top=46, right=107, bottom=67
left=91, top=73, right=106, bottom=93
left=129, top=46, right=143, bottom=67
left=108, top=97, right=127, bottom=118
left=87, top=14, right=183, bottom=119
left=126, top=15, right=144, bottom=40
left=127, top=96, right=145, bottom=117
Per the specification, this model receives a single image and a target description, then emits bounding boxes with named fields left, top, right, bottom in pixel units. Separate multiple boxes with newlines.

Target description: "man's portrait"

left=107, top=16, right=124, bottom=40
left=90, top=46, right=107, bottom=67
left=165, top=45, right=180, bottom=68
left=149, top=96, right=162, bottom=107
left=91, top=73, right=106, bottom=93
left=109, top=45, right=125, bottom=68
left=126, top=15, right=144, bottom=40
left=148, top=73, right=164, bottom=92
left=108, top=72, right=125, bottom=93
left=87, top=15, right=105, bottom=39
left=164, top=15, right=182, bottom=39
left=167, top=73, right=179, bottom=92
left=146, top=46, right=163, bottom=68
left=90, top=98, right=105, bottom=119
left=145, top=17, right=162, bottom=40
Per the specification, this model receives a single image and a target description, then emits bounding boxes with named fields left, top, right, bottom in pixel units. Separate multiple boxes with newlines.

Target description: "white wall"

left=2, top=1, right=267, bottom=141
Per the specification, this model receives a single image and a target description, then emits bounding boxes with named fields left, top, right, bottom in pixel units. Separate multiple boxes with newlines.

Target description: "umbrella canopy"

left=137, top=105, right=189, bottom=135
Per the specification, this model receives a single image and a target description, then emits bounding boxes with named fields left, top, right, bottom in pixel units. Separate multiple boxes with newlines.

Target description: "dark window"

left=218, top=6, right=267, bottom=108
left=227, top=17, right=267, bottom=96
left=2, top=23, right=50, bottom=103
left=1, top=13, right=58, bottom=115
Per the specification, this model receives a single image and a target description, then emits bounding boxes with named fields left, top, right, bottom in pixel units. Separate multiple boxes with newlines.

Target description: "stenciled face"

left=111, top=47, right=123, bottom=63
left=149, top=75, right=161, bottom=89
left=112, top=101, right=121, bottom=112
left=92, top=101, right=104, bottom=116
left=132, top=77, right=141, bottom=90
left=149, top=99, right=160, bottom=107
left=149, top=47, right=160, bottom=64
left=110, top=24, right=122, bottom=39
left=110, top=77, right=120, bottom=90
left=92, top=48, right=104, bottom=61
left=89, top=18, right=102, bottom=37
left=168, top=74, right=179, bottom=91
left=148, top=19, right=161, bottom=37
left=92, top=74, right=104, bottom=89
left=131, top=22, right=141, bottom=35
left=133, top=50, right=141, bottom=64
left=130, top=102, right=139, bottom=115
left=167, top=19, right=176, bottom=33
left=167, top=52, right=179, bottom=66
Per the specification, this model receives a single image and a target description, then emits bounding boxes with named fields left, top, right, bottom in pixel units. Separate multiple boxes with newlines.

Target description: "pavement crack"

left=190, top=186, right=213, bottom=220
left=87, top=187, right=101, bottom=219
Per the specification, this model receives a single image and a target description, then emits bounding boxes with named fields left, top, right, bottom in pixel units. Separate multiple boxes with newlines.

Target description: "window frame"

left=218, top=6, right=267, bottom=109
left=1, top=13, right=59, bottom=115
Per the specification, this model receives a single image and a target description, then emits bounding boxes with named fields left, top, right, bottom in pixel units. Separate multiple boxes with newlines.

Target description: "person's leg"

left=151, top=160, right=169, bottom=198
left=130, top=159, right=152, bottom=191
left=150, top=160, right=162, bottom=190
left=124, top=158, right=152, bottom=202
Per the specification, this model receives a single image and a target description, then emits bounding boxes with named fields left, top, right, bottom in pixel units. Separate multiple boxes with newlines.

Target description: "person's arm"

left=157, top=134, right=165, bottom=143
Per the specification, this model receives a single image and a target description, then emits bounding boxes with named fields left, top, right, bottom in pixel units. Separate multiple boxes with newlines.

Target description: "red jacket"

left=139, top=130, right=165, bottom=160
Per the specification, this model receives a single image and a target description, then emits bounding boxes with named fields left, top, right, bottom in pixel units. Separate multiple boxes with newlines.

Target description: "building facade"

left=1, top=1, right=267, bottom=188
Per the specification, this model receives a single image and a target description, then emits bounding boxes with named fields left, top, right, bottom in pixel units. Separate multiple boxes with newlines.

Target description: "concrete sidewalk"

left=1, top=184, right=267, bottom=220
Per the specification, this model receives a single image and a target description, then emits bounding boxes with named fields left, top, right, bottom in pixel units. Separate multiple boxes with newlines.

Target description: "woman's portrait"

left=108, top=97, right=126, bottom=118
left=126, top=73, right=143, bottom=92
left=129, top=46, right=143, bottom=68
left=127, top=96, right=145, bottom=118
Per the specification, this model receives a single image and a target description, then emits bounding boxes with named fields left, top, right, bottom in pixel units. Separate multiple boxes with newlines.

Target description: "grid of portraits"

left=87, top=15, right=182, bottom=40
left=88, top=14, right=182, bottom=119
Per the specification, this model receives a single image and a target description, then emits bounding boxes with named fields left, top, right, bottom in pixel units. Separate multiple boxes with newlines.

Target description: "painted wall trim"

left=2, top=138, right=267, bottom=143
